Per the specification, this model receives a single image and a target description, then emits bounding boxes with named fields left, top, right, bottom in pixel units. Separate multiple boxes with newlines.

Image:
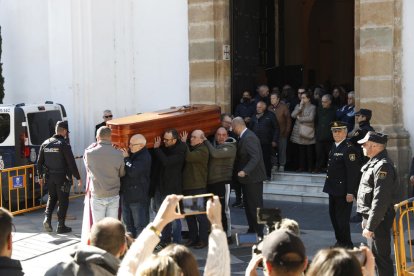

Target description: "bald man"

left=120, top=134, right=152, bottom=237
left=84, top=126, right=125, bottom=223
left=181, top=129, right=210, bottom=249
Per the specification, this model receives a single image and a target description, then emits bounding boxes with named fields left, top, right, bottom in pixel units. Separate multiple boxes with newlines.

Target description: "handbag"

left=299, top=124, right=315, bottom=139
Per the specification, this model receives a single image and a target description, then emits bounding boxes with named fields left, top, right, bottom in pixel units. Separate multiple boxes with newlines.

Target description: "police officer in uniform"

left=37, top=121, right=82, bottom=233
left=349, top=109, right=375, bottom=155
left=357, top=131, right=397, bottom=276
left=349, top=109, right=375, bottom=223
left=323, top=121, right=360, bottom=248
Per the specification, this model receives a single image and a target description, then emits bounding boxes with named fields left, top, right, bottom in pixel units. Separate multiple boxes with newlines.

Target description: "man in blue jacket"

left=120, top=134, right=151, bottom=238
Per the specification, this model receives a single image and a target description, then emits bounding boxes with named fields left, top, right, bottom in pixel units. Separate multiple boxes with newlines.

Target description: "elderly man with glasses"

left=323, top=121, right=360, bottom=249
left=95, top=109, right=113, bottom=137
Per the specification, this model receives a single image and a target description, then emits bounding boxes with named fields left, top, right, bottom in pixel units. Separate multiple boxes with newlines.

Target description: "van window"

left=27, top=110, right=62, bottom=145
left=0, top=113, right=11, bottom=144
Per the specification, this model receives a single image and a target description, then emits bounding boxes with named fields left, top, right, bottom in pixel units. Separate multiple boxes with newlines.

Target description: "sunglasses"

left=104, top=115, right=113, bottom=118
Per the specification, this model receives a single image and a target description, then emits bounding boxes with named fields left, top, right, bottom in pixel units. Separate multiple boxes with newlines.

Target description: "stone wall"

left=355, top=0, right=410, bottom=192
left=188, top=0, right=231, bottom=112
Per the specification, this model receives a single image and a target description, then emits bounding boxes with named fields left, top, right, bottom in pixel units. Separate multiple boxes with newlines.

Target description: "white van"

left=0, top=102, right=67, bottom=209
left=0, top=101, right=67, bottom=170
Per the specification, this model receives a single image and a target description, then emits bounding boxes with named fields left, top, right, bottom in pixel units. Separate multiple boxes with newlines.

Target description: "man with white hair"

left=95, top=109, right=113, bottom=137
left=120, top=134, right=152, bottom=237
left=84, top=126, right=125, bottom=223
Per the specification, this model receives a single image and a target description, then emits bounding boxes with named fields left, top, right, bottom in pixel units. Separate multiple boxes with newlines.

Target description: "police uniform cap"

left=56, top=121, right=69, bottom=132
left=262, top=229, right=306, bottom=266
left=330, top=121, right=348, bottom=130
left=355, top=108, right=372, bottom=117
left=357, top=131, right=388, bottom=144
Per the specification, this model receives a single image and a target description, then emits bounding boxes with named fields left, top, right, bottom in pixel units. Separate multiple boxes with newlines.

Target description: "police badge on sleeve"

left=378, top=171, right=387, bottom=179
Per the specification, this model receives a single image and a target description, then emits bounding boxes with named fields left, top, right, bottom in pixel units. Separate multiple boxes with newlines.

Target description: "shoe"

left=278, top=166, right=284, bottom=172
left=184, top=240, right=198, bottom=247
left=43, top=218, right=53, bottom=232
left=350, top=214, right=362, bottom=223
left=227, top=237, right=233, bottom=245
left=57, top=225, right=72, bottom=234
left=193, top=241, right=208, bottom=249
left=232, top=201, right=242, bottom=208
left=407, top=239, right=414, bottom=245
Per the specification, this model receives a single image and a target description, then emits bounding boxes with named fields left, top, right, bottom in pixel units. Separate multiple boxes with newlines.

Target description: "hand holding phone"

left=177, top=193, right=214, bottom=216
left=153, top=194, right=185, bottom=231
left=207, top=195, right=222, bottom=226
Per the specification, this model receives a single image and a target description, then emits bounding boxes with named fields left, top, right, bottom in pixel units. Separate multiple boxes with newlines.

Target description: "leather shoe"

left=43, top=218, right=53, bottom=232
left=193, top=241, right=208, bottom=249
left=57, top=225, right=72, bottom=234
left=184, top=240, right=198, bottom=247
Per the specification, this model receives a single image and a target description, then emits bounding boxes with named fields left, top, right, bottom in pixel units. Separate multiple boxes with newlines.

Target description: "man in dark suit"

left=323, top=121, right=360, bottom=248
left=232, top=117, right=267, bottom=236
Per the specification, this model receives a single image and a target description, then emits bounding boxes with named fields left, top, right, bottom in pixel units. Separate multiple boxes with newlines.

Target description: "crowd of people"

left=0, top=83, right=404, bottom=275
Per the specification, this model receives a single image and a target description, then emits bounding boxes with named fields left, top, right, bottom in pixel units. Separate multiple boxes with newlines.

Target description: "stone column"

left=355, top=0, right=410, bottom=192
left=188, top=0, right=231, bottom=112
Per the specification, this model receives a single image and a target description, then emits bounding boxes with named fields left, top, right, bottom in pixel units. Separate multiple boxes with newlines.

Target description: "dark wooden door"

left=231, top=0, right=275, bottom=112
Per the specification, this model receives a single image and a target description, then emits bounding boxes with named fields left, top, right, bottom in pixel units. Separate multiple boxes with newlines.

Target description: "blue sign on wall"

left=12, top=176, right=24, bottom=189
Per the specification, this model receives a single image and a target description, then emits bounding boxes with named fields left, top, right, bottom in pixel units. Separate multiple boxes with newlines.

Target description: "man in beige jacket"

left=84, top=126, right=125, bottom=223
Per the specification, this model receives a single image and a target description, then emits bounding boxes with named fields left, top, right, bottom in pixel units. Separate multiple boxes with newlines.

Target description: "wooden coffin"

left=107, top=104, right=221, bottom=148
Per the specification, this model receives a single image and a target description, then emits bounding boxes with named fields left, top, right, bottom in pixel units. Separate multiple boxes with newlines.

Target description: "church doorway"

left=230, top=0, right=355, bottom=111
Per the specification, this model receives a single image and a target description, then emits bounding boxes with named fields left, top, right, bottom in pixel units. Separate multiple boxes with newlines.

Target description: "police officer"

left=357, top=131, right=397, bottom=276
left=37, top=121, right=82, bottom=233
left=349, top=108, right=375, bottom=223
left=349, top=109, right=375, bottom=154
left=323, top=121, right=360, bottom=248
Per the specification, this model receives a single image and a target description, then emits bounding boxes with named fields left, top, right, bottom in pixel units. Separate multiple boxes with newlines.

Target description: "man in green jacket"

left=182, top=129, right=210, bottom=249
left=205, top=127, right=237, bottom=241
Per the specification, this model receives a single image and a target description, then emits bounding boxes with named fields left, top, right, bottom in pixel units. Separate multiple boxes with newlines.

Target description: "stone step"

left=264, top=180, right=325, bottom=194
left=271, top=172, right=326, bottom=183
left=263, top=188, right=329, bottom=204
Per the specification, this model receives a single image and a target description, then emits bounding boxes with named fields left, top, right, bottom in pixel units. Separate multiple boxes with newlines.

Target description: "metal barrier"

left=0, top=164, right=44, bottom=215
left=0, top=164, right=84, bottom=215
left=393, top=198, right=414, bottom=276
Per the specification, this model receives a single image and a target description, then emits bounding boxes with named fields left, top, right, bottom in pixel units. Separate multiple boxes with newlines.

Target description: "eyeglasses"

left=163, top=138, right=175, bottom=142
left=104, top=115, right=113, bottom=118
left=129, top=143, right=142, bottom=146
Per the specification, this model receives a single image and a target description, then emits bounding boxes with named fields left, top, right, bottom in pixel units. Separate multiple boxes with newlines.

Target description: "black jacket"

left=120, top=147, right=151, bottom=203
left=249, top=111, right=279, bottom=145
left=235, top=129, right=267, bottom=184
left=151, top=141, right=187, bottom=196
left=0, top=257, right=24, bottom=276
left=37, top=134, right=80, bottom=179
left=234, top=101, right=255, bottom=119
left=349, top=121, right=374, bottom=146
left=357, top=150, right=397, bottom=231
left=323, top=140, right=361, bottom=196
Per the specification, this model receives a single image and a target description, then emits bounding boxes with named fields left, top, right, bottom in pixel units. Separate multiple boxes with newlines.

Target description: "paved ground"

left=11, top=195, right=380, bottom=276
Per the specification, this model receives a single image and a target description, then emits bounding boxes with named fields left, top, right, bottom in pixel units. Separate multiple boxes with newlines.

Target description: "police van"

left=0, top=101, right=67, bottom=170
left=0, top=102, right=67, bottom=210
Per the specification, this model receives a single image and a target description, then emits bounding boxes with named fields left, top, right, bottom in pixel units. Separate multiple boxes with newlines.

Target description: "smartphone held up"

left=177, top=193, right=214, bottom=216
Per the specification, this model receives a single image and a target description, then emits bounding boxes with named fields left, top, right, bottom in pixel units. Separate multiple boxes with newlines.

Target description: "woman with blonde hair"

left=136, top=255, right=182, bottom=276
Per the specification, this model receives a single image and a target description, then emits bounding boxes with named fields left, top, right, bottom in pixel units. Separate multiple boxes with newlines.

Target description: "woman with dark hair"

left=306, top=247, right=375, bottom=276
left=290, top=90, right=316, bottom=172
left=332, top=86, right=347, bottom=109
left=159, top=244, right=199, bottom=276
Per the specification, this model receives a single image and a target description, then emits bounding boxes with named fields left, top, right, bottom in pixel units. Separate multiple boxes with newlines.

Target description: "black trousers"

left=207, top=184, right=228, bottom=234
left=261, top=143, right=272, bottom=178
left=183, top=188, right=210, bottom=243
left=231, top=180, right=243, bottom=203
left=328, top=195, right=353, bottom=247
left=298, top=144, right=315, bottom=171
left=45, top=173, right=70, bottom=222
left=367, top=209, right=395, bottom=276
left=242, top=182, right=264, bottom=236
left=315, top=141, right=331, bottom=170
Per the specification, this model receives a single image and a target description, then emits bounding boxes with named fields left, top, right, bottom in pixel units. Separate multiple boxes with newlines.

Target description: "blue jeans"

left=122, top=198, right=149, bottom=238
left=154, top=191, right=182, bottom=244
left=90, top=194, right=119, bottom=223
